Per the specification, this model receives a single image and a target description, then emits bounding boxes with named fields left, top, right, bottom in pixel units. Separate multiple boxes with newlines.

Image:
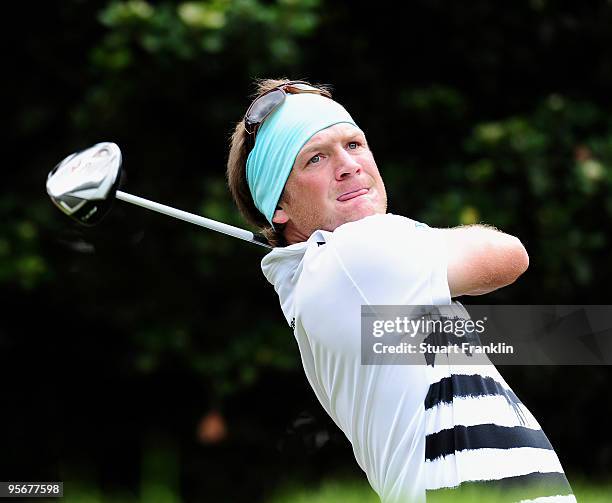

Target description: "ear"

left=272, top=206, right=289, bottom=225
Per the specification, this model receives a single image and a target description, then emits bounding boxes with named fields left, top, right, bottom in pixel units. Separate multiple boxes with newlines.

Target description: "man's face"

left=272, top=123, right=387, bottom=243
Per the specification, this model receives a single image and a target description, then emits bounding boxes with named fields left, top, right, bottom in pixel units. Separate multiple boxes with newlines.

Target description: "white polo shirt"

left=261, top=213, right=575, bottom=503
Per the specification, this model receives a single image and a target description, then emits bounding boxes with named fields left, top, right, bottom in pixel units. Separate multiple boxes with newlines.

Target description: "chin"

left=348, top=199, right=382, bottom=219
left=315, top=196, right=385, bottom=232
left=332, top=207, right=378, bottom=230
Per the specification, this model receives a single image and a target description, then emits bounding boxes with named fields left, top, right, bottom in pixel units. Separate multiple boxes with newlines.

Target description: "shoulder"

left=328, top=213, right=434, bottom=264
left=321, top=213, right=450, bottom=304
left=332, top=213, right=424, bottom=240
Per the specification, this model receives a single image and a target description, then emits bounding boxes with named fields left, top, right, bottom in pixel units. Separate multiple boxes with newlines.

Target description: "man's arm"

left=440, top=225, right=529, bottom=297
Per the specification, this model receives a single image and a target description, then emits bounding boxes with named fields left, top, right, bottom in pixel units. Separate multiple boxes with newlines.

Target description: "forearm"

left=440, top=224, right=529, bottom=297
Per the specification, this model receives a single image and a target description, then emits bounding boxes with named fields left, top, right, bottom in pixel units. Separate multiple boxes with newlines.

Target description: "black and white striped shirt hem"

left=424, top=369, right=575, bottom=502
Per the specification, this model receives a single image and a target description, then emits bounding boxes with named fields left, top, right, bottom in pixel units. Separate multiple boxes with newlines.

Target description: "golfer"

left=226, top=79, right=576, bottom=502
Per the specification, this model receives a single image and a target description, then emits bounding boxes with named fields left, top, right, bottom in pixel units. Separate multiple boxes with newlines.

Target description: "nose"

left=335, top=149, right=361, bottom=180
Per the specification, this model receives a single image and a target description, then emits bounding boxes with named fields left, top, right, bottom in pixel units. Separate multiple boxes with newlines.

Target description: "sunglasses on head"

left=243, top=81, right=332, bottom=143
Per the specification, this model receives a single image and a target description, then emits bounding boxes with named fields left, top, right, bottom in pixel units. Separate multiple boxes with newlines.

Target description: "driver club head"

left=46, top=142, right=122, bottom=226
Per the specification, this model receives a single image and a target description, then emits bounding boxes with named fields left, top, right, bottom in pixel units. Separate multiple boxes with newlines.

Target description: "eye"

left=308, top=154, right=321, bottom=165
left=348, top=141, right=359, bottom=150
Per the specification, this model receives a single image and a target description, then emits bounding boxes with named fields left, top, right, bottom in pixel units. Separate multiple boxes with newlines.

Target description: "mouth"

left=337, top=188, right=369, bottom=202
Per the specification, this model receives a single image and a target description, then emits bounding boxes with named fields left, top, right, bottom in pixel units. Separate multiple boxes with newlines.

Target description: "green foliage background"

left=3, top=0, right=612, bottom=501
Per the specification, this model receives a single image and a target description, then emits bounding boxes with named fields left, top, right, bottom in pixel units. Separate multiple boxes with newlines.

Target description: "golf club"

left=46, top=142, right=271, bottom=248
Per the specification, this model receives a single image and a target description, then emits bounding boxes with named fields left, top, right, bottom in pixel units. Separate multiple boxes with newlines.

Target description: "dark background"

left=3, top=0, right=612, bottom=501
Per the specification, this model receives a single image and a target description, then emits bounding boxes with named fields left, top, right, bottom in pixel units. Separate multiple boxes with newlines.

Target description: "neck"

left=281, top=221, right=311, bottom=246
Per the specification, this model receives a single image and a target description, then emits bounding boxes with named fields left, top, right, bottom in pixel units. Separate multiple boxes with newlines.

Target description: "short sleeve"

left=328, top=214, right=451, bottom=306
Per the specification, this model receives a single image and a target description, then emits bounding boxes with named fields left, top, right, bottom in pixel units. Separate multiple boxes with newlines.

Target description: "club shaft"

left=115, top=190, right=271, bottom=248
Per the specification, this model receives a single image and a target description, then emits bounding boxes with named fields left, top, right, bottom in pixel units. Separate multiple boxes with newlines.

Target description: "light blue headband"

left=246, top=93, right=356, bottom=225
